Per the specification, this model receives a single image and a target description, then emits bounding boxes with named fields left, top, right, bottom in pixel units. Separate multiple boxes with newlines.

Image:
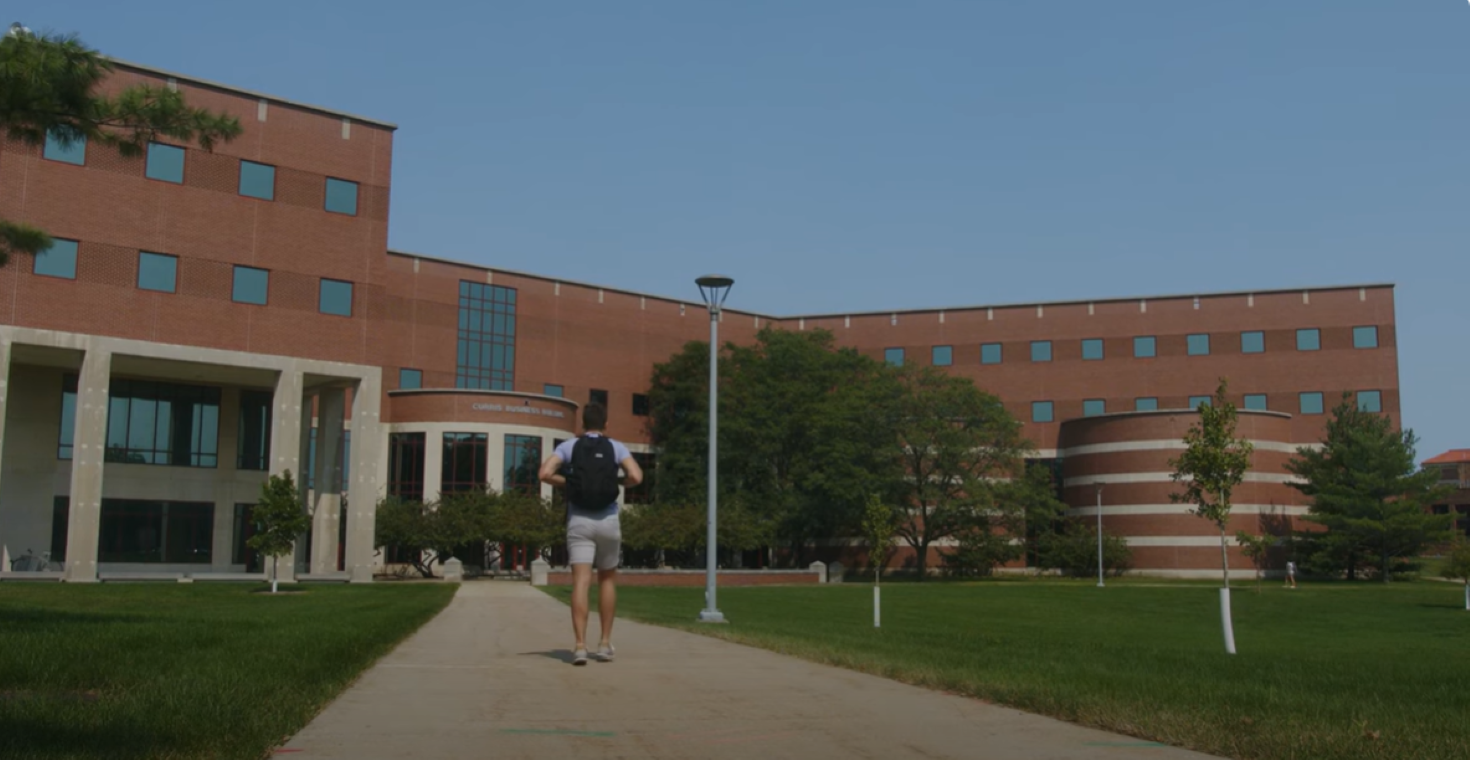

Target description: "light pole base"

left=697, top=609, right=728, bottom=624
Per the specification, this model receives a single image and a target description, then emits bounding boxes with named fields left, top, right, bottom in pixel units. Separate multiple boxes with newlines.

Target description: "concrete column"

left=266, top=370, right=304, bottom=584
left=0, top=339, right=11, bottom=510
left=344, top=374, right=383, bottom=582
left=63, top=348, right=111, bottom=582
left=295, top=390, right=313, bottom=574
left=422, top=427, right=444, bottom=502
left=310, top=387, right=344, bottom=574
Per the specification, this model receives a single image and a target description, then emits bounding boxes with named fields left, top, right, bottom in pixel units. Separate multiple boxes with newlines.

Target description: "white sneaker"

left=595, top=644, right=615, bottom=662
left=572, top=648, right=589, bottom=666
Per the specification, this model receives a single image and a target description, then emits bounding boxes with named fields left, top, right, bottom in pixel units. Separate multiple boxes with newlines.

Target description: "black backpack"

left=565, top=435, right=621, bottom=509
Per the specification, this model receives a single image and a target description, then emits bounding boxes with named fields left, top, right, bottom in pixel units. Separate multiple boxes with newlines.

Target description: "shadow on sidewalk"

left=518, top=649, right=581, bottom=665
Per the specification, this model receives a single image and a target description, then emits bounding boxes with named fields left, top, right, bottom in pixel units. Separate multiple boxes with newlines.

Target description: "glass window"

left=932, top=346, right=952, bottom=366
left=1135, top=397, right=1159, bottom=411
left=146, top=143, right=185, bottom=183
left=236, top=390, right=271, bottom=471
left=319, top=279, right=353, bottom=316
left=503, top=435, right=543, bottom=496
left=1297, top=328, right=1321, bottom=351
left=1031, top=341, right=1052, bottom=362
left=1189, top=396, right=1212, bottom=409
left=325, top=178, right=359, bottom=215
left=455, top=282, right=516, bottom=391
left=51, top=497, right=69, bottom=563
left=980, top=343, right=1002, bottom=365
left=232, top=266, right=268, bottom=305
left=1032, top=401, right=1054, bottom=423
left=59, top=375, right=78, bottom=459
left=399, top=368, right=422, bottom=390
left=1300, top=392, right=1325, bottom=415
left=633, top=393, right=650, bottom=416
left=1357, top=390, right=1382, bottom=413
left=103, top=378, right=220, bottom=467
left=1082, top=339, right=1104, bottom=361
left=1353, top=326, right=1379, bottom=349
left=1241, top=331, right=1264, bottom=354
left=1083, top=399, right=1106, bottom=417
left=1243, top=394, right=1268, bottom=411
left=441, top=432, right=488, bottom=493
left=43, top=128, right=86, bottom=165
left=389, top=433, right=427, bottom=502
left=544, top=384, right=563, bottom=397
left=138, top=252, right=177, bottom=293
left=885, top=348, right=904, bottom=366
left=98, top=500, right=213, bottom=564
left=35, top=238, right=78, bottom=279
left=239, top=161, right=275, bottom=200
left=1134, top=336, right=1156, bottom=358
left=1187, top=334, right=1210, bottom=356
left=590, top=389, right=609, bottom=408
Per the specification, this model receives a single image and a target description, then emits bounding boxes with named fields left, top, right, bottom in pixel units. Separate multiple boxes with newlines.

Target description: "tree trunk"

left=1382, top=548, right=1391, bottom=583
left=915, top=539, right=928, bottom=581
left=271, top=555, right=279, bottom=594
left=1219, top=526, right=1230, bottom=589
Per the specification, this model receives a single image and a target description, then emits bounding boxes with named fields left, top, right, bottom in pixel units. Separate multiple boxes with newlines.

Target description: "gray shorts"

left=567, top=512, right=621, bottom=570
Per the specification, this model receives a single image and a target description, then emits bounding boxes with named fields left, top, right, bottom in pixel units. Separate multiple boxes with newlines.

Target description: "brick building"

left=1425, top=450, right=1470, bottom=540
left=0, top=62, right=1399, bottom=581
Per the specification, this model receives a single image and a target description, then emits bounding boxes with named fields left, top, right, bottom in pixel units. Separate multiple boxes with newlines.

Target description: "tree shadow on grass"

left=0, top=709, right=190, bottom=760
left=0, top=608, right=151, bottom=626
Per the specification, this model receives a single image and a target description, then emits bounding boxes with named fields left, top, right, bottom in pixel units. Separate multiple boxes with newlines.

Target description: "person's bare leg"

left=571, top=563, right=593, bottom=650
left=597, top=568, right=617, bottom=648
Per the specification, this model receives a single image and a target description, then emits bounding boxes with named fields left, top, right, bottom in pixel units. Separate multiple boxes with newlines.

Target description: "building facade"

left=0, top=62, right=1399, bottom=580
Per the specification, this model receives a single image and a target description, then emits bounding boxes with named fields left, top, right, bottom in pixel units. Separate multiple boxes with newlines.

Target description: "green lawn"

left=546, top=580, right=1470, bottom=760
left=0, top=582, right=455, bottom=760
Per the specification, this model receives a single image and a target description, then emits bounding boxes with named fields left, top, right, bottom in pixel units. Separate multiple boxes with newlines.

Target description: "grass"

left=545, top=579, right=1470, bottom=760
left=0, top=582, right=455, bottom=760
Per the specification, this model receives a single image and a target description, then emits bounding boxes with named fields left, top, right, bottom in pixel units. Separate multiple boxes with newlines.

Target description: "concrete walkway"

left=283, top=582, right=1221, bottom=759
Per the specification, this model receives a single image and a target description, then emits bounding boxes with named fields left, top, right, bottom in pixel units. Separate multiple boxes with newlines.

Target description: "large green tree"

left=1284, top=395, right=1453, bottom=581
left=0, top=27, right=241, bottom=264
left=887, top=365, right=1031, bottom=579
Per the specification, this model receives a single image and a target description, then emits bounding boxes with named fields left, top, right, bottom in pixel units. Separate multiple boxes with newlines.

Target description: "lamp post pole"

left=696, top=275, right=734, bottom=623
left=1095, top=481, right=1105, bottom=588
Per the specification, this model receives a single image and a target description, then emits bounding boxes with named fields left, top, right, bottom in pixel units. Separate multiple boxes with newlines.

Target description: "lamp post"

left=695, top=275, right=734, bottom=623
left=1094, top=481, right=1105, bottom=588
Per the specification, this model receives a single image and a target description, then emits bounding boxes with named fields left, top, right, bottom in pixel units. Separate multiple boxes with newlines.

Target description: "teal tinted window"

left=1243, top=394, right=1268, bottom=411
left=1082, top=339, right=1103, bottom=360
left=885, top=348, right=904, bottom=366
left=543, top=384, right=563, bottom=397
left=325, top=178, right=359, bottom=215
left=1357, top=390, right=1382, bottom=413
left=1297, top=329, right=1320, bottom=351
left=138, top=252, right=177, bottom=293
left=1031, top=401, right=1054, bottom=423
left=1187, top=334, right=1210, bottom=356
left=146, top=143, right=185, bottom=183
left=932, top=346, right=952, bottom=366
left=43, top=128, right=86, bottom=165
left=1300, top=392, right=1324, bottom=415
left=456, top=282, right=517, bottom=390
left=232, top=266, right=268, bottom=305
left=1241, top=331, right=1265, bottom=354
left=399, top=369, right=422, bottom=390
left=1134, top=336, right=1156, bottom=358
left=1083, top=399, right=1106, bottom=417
left=319, top=279, right=353, bottom=316
left=1189, top=396, right=1212, bottom=409
left=239, top=161, right=275, bottom=200
left=1353, top=326, right=1378, bottom=349
left=1135, top=397, right=1158, bottom=411
left=103, top=378, right=220, bottom=467
left=1031, top=341, right=1051, bottom=362
left=980, top=343, right=1002, bottom=365
left=35, top=238, right=78, bottom=279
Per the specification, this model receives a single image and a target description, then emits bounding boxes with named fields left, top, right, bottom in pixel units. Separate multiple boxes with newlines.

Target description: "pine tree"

left=0, top=26, right=241, bottom=265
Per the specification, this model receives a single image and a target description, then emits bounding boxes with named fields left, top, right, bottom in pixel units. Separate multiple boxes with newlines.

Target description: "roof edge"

left=110, top=59, right=399, bottom=130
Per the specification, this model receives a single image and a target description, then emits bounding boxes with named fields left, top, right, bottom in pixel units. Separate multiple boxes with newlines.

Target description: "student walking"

left=538, top=403, right=643, bottom=665
left=1285, top=560, right=1298, bottom=589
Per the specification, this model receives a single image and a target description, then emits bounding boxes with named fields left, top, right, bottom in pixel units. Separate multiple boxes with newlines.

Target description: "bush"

left=1035, top=521, right=1132, bottom=578
left=942, top=527, right=1020, bottom=578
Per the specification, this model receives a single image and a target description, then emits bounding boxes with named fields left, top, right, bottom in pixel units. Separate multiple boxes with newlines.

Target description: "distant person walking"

left=1285, top=560, right=1297, bottom=589
left=539, top=403, right=643, bottom=666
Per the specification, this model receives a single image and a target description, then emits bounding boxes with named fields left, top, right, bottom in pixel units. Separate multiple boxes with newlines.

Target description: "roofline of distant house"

left=111, top=59, right=399, bottom=130
left=387, top=250, right=1393, bottom=323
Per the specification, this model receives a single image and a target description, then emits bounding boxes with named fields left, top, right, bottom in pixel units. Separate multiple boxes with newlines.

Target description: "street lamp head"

left=695, top=274, right=735, bottom=313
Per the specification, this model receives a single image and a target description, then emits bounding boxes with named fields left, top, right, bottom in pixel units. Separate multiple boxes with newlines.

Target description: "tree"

left=1035, top=522, right=1133, bottom=578
left=1444, top=542, right=1470, bottom=611
left=942, top=463, right=1067, bottom=577
left=247, top=471, right=310, bottom=593
left=487, top=491, right=563, bottom=561
left=0, top=28, right=242, bottom=264
left=1168, top=379, right=1254, bottom=589
left=887, top=365, right=1030, bottom=580
left=1235, top=531, right=1274, bottom=590
left=860, top=494, right=901, bottom=583
left=375, top=492, right=497, bottom=578
left=1284, top=395, right=1453, bottom=581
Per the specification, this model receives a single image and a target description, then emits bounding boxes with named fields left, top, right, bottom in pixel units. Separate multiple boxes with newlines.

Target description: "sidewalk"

left=283, top=582, right=1222, bottom=759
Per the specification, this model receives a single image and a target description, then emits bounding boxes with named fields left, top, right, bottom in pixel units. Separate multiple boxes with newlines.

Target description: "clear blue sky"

left=21, top=1, right=1469, bottom=461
